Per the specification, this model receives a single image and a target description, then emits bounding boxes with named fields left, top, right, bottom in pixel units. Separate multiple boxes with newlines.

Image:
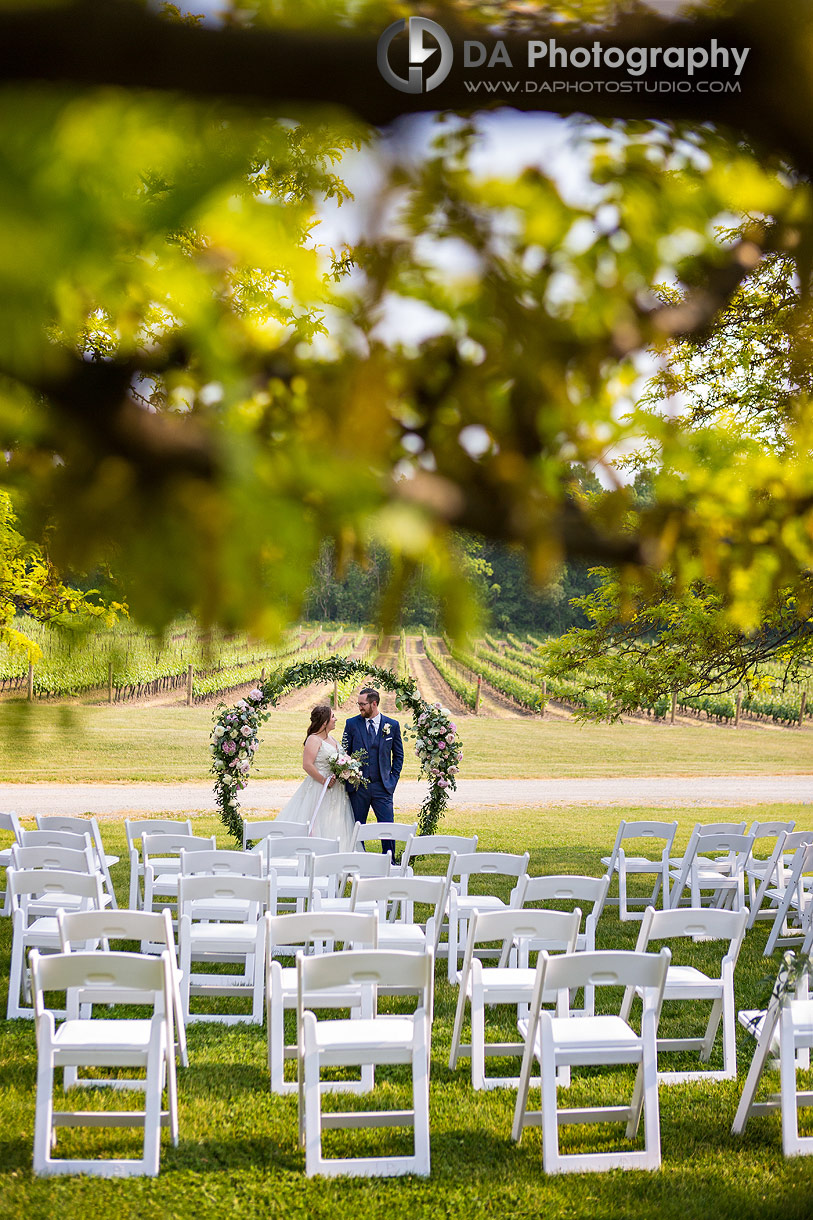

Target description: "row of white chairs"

left=602, top=819, right=813, bottom=945
left=27, top=899, right=676, bottom=1179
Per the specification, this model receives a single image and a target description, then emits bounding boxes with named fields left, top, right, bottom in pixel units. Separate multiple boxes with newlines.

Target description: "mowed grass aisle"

left=2, top=806, right=813, bottom=1219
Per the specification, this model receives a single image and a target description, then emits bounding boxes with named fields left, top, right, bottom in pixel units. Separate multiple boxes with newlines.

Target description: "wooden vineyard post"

left=800, top=690, right=807, bottom=729
left=108, top=661, right=114, bottom=704
left=541, top=679, right=547, bottom=719
left=333, top=679, right=338, bottom=709
left=670, top=691, right=676, bottom=724
left=474, top=674, right=482, bottom=715
left=186, top=664, right=193, bottom=706
left=261, top=667, right=266, bottom=682
left=27, top=660, right=34, bottom=702
left=735, top=691, right=742, bottom=728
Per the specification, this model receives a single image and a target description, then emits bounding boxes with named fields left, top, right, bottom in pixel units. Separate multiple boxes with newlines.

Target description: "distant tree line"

left=302, top=536, right=598, bottom=637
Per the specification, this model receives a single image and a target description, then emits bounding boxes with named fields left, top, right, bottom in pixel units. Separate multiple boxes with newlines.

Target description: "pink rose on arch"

left=221, top=741, right=237, bottom=755
left=438, top=740, right=446, bottom=749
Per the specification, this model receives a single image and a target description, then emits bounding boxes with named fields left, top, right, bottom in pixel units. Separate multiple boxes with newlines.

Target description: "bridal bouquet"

left=328, top=749, right=368, bottom=790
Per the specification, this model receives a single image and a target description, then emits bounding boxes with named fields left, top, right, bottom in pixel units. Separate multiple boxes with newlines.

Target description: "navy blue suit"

left=342, top=714, right=404, bottom=857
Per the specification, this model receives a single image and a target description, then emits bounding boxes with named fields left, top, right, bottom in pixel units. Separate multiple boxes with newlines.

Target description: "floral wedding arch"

left=210, top=655, right=463, bottom=842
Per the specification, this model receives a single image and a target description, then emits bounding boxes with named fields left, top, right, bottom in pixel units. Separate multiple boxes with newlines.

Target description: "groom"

left=343, top=687, right=403, bottom=859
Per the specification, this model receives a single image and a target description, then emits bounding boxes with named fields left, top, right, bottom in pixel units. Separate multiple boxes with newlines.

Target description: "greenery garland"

left=210, top=656, right=463, bottom=842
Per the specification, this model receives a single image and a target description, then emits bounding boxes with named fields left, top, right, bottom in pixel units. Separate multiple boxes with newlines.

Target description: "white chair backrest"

left=403, top=834, right=479, bottom=865
left=351, top=873, right=450, bottom=952
left=467, top=906, right=581, bottom=958
left=19, top=829, right=92, bottom=853
left=178, top=872, right=273, bottom=920
left=537, top=947, right=671, bottom=1013
left=747, top=819, right=796, bottom=841
left=351, top=821, right=417, bottom=849
left=179, top=848, right=263, bottom=877
left=266, top=909, right=378, bottom=952
left=35, top=814, right=110, bottom=863
left=516, top=873, right=610, bottom=918
left=11, top=843, right=96, bottom=874
left=141, top=832, right=216, bottom=862
left=9, top=866, right=104, bottom=914
left=309, top=851, right=390, bottom=897
left=267, top=835, right=339, bottom=855
left=636, top=904, right=748, bottom=955
left=606, top=820, right=678, bottom=864
left=32, top=948, right=169, bottom=1020
left=242, top=818, right=304, bottom=848
left=298, top=947, right=433, bottom=1007
left=0, top=811, right=22, bottom=841
left=125, top=817, right=193, bottom=854
left=451, top=851, right=530, bottom=898
left=58, top=906, right=176, bottom=953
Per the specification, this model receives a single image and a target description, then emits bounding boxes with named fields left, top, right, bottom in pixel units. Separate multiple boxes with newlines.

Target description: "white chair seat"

left=313, top=1015, right=417, bottom=1055
left=547, top=1014, right=641, bottom=1055
left=53, top=1018, right=155, bottom=1055
left=376, top=925, right=427, bottom=952
left=470, top=967, right=536, bottom=995
left=661, top=965, right=722, bottom=999
left=189, top=923, right=259, bottom=949
left=455, top=895, right=506, bottom=915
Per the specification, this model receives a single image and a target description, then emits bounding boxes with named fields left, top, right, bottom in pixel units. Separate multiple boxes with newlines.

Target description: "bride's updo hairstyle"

left=304, top=704, right=332, bottom=744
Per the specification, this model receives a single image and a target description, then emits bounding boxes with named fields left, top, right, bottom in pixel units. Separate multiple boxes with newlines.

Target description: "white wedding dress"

left=279, top=738, right=355, bottom=851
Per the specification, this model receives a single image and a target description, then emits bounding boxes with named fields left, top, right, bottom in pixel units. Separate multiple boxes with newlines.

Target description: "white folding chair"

left=351, top=872, right=451, bottom=959
left=749, top=830, right=813, bottom=933
left=141, top=831, right=217, bottom=918
left=446, top=851, right=530, bottom=982
left=402, top=833, right=479, bottom=873
left=10, top=842, right=110, bottom=915
left=764, top=842, right=813, bottom=957
left=125, top=818, right=193, bottom=910
left=512, top=948, right=671, bottom=1174
left=307, top=851, right=392, bottom=915
left=668, top=831, right=754, bottom=912
left=30, top=949, right=178, bottom=1177
left=745, top=820, right=797, bottom=924
left=266, top=836, right=339, bottom=914
left=512, top=873, right=611, bottom=1014
left=178, top=873, right=272, bottom=1024
left=243, top=818, right=307, bottom=852
left=57, top=906, right=189, bottom=1068
left=401, top=834, right=479, bottom=956
left=449, top=907, right=580, bottom=1090
left=621, top=904, right=748, bottom=1083
left=266, top=910, right=378, bottom=1095
left=733, top=926, right=813, bottom=1150
left=7, top=867, right=106, bottom=1019
left=297, top=949, right=434, bottom=1178
left=601, top=820, right=677, bottom=920
left=351, top=821, right=417, bottom=858
left=0, top=809, right=22, bottom=915
left=179, top=847, right=265, bottom=921
left=36, top=814, right=120, bottom=909
left=667, top=821, right=747, bottom=908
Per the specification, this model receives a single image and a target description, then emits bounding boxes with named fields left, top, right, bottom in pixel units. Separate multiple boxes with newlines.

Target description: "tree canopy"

left=0, top=0, right=810, bottom=667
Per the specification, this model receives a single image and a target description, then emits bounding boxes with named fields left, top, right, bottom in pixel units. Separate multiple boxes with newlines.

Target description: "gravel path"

left=1, top=775, right=810, bottom=818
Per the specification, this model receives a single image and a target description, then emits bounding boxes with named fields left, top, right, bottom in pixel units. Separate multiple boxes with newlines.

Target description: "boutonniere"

left=382, top=723, right=391, bottom=737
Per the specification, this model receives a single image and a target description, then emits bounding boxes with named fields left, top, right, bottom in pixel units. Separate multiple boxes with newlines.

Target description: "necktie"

left=367, top=720, right=374, bottom=739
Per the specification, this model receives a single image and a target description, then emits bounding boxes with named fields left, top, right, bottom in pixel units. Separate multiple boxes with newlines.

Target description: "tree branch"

left=0, top=2, right=812, bottom=177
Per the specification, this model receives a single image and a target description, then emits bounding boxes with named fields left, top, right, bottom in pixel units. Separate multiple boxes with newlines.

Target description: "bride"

left=278, top=704, right=355, bottom=850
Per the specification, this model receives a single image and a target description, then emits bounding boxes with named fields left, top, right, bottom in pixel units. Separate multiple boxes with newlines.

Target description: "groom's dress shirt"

left=367, top=712, right=382, bottom=735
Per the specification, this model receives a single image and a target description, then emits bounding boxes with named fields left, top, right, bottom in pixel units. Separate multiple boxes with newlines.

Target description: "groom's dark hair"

left=360, top=687, right=380, bottom=705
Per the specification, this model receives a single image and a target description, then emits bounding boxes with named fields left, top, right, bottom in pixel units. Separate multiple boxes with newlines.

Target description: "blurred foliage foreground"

left=0, top=1, right=811, bottom=711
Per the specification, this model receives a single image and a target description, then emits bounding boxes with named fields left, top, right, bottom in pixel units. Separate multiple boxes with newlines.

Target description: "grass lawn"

left=1, top=703, right=811, bottom=782
left=2, top=805, right=813, bottom=1218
